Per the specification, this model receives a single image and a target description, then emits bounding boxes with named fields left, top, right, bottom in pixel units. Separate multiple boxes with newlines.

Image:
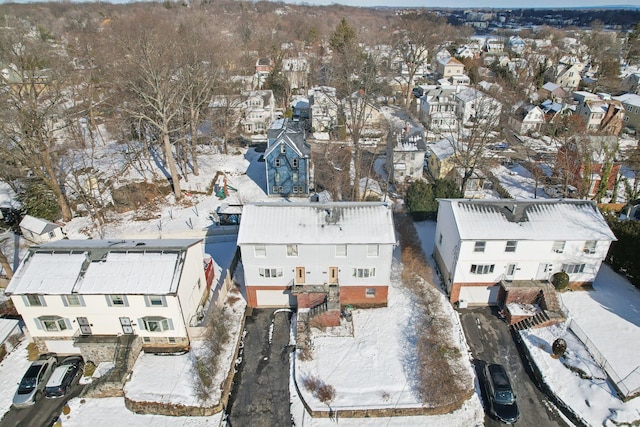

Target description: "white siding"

left=176, top=244, right=209, bottom=329
left=241, top=242, right=393, bottom=288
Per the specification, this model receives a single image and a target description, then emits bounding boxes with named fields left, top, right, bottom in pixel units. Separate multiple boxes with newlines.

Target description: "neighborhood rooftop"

left=440, top=199, right=617, bottom=241
left=5, top=239, right=202, bottom=296
left=237, top=202, right=395, bottom=245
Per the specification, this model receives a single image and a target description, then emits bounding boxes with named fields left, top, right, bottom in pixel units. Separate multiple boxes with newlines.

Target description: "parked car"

left=483, top=363, right=519, bottom=424
left=13, top=355, right=57, bottom=407
left=44, top=356, right=84, bottom=398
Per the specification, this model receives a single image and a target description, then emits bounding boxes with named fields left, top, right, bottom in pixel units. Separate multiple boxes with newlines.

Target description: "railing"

left=567, top=318, right=640, bottom=399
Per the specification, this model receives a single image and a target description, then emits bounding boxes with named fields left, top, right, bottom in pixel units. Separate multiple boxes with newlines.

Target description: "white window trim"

left=35, top=315, right=71, bottom=332
left=367, top=244, right=380, bottom=257
left=106, top=294, right=129, bottom=307
left=23, top=294, right=46, bottom=307
left=254, top=244, right=266, bottom=257
left=474, top=241, right=486, bottom=253
left=62, top=295, right=85, bottom=307
left=505, top=241, right=517, bottom=253
left=470, top=264, right=495, bottom=274
left=365, top=288, right=376, bottom=298
left=259, top=267, right=283, bottom=278
left=336, top=244, right=347, bottom=257
left=552, top=241, right=565, bottom=254
left=352, top=267, right=376, bottom=278
left=138, top=316, right=174, bottom=332
left=144, top=295, right=168, bottom=307
left=286, top=244, right=298, bottom=257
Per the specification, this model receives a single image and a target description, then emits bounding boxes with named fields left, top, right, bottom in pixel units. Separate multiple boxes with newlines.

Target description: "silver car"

left=13, top=355, right=57, bottom=408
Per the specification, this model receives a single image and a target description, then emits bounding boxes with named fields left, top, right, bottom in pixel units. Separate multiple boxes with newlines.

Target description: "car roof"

left=488, top=364, right=512, bottom=388
left=46, top=365, right=71, bottom=387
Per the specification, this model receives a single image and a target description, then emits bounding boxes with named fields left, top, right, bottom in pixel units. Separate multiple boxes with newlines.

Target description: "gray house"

left=265, top=119, right=311, bottom=197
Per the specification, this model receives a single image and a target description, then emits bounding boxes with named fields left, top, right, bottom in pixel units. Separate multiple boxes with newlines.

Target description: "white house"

left=5, top=239, right=213, bottom=357
left=19, top=215, right=65, bottom=244
left=454, top=87, right=502, bottom=127
left=237, top=202, right=395, bottom=313
left=433, top=199, right=616, bottom=306
left=509, top=104, right=545, bottom=134
left=386, top=125, right=427, bottom=188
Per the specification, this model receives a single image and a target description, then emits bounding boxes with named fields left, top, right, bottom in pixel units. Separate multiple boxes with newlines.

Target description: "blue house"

left=265, top=119, right=311, bottom=197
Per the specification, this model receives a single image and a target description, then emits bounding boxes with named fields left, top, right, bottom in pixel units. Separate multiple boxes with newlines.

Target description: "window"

left=144, top=295, right=167, bottom=307
left=474, top=241, right=486, bottom=252
left=336, top=244, right=347, bottom=257
left=287, top=244, right=298, bottom=257
left=292, top=172, right=299, bottom=182
left=552, top=241, right=565, bottom=253
left=107, top=295, right=128, bottom=307
left=143, top=337, right=151, bottom=343
left=274, top=159, right=281, bottom=168
left=583, top=240, right=597, bottom=254
left=168, top=337, right=176, bottom=344
left=23, top=294, right=45, bottom=307
left=48, top=231, right=56, bottom=239
left=292, top=186, right=299, bottom=194
left=280, top=144, right=286, bottom=154
left=562, top=263, right=586, bottom=274
left=62, top=295, right=84, bottom=307
left=470, top=264, right=495, bottom=274
left=140, top=316, right=173, bottom=332
left=292, top=158, right=299, bottom=168
left=366, top=288, right=376, bottom=298
left=259, top=268, right=283, bottom=278
left=254, top=244, right=266, bottom=257
left=275, top=172, right=281, bottom=183
left=37, top=316, right=69, bottom=332
left=505, top=241, right=517, bottom=253
left=272, top=185, right=284, bottom=193
left=367, top=244, right=379, bottom=257
left=352, top=268, right=376, bottom=278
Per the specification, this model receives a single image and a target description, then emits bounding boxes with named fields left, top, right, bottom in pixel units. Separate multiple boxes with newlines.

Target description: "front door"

left=119, top=317, right=133, bottom=334
left=505, top=263, right=517, bottom=281
left=328, top=267, right=338, bottom=284
left=295, top=267, right=305, bottom=284
left=536, top=263, right=553, bottom=280
left=77, top=317, right=92, bottom=335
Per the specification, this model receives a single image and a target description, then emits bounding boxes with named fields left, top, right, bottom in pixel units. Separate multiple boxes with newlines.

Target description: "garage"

left=255, top=289, right=296, bottom=308
left=44, top=340, right=82, bottom=355
left=459, top=285, right=500, bottom=306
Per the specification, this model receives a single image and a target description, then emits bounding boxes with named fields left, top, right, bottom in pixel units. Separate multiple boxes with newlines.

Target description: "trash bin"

left=457, top=299, right=468, bottom=309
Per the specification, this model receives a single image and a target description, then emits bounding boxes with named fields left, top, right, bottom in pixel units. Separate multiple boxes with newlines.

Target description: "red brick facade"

left=296, top=293, right=327, bottom=309
left=340, top=285, right=388, bottom=308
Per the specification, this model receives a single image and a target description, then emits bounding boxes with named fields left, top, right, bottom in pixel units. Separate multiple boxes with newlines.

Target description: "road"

left=460, top=306, right=568, bottom=427
left=227, top=308, right=292, bottom=427
left=0, top=373, right=84, bottom=427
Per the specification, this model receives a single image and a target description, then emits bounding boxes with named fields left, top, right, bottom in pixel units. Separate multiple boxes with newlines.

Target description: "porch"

left=499, top=279, right=566, bottom=330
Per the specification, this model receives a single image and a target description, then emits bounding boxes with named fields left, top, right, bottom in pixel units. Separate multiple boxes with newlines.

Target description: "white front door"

left=536, top=263, right=553, bottom=280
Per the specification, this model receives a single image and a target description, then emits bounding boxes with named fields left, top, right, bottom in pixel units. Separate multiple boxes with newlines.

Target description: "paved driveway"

left=460, top=306, right=567, bottom=427
left=227, top=308, right=292, bottom=427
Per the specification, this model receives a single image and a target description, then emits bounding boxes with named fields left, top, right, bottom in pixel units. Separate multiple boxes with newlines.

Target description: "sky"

left=273, top=0, right=640, bottom=8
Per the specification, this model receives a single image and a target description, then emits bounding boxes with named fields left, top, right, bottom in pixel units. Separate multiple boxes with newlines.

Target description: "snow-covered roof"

left=614, top=93, right=640, bottom=108
left=440, top=199, right=616, bottom=241
left=428, top=138, right=457, bottom=160
left=237, top=202, right=395, bottom=245
left=19, top=215, right=61, bottom=235
left=6, top=239, right=201, bottom=295
left=0, top=318, right=19, bottom=344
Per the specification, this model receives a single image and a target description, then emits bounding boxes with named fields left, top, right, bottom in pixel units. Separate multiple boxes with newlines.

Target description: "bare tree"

left=0, top=22, right=75, bottom=221
left=327, top=18, right=386, bottom=200
left=111, top=13, right=187, bottom=200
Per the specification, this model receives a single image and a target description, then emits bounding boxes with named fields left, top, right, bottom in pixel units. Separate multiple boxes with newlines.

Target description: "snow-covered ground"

left=492, top=163, right=548, bottom=199
left=0, top=340, right=31, bottom=416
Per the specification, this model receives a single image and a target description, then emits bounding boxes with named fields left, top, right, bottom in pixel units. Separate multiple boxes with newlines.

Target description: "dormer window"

left=292, top=158, right=299, bottom=168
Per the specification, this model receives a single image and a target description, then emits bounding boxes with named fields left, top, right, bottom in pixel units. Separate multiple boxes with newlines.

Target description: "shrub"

left=552, top=271, right=569, bottom=291
left=405, top=179, right=462, bottom=221
left=303, top=375, right=335, bottom=404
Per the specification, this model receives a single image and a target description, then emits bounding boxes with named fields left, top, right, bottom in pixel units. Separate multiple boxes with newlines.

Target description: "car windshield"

left=18, top=377, right=37, bottom=394
left=494, top=389, right=515, bottom=404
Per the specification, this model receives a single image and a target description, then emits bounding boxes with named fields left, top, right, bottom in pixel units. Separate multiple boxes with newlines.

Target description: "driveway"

left=460, top=306, right=567, bottom=427
left=227, top=308, right=292, bottom=427
left=0, top=362, right=85, bottom=427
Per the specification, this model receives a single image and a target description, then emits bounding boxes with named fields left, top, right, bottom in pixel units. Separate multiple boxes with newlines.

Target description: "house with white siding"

left=237, top=202, right=395, bottom=317
left=19, top=215, right=65, bottom=244
left=434, top=199, right=616, bottom=306
left=5, top=239, right=213, bottom=358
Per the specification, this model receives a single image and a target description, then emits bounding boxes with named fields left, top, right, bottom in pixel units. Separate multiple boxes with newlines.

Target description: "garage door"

left=44, top=340, right=81, bottom=355
left=255, top=290, right=296, bottom=308
left=459, top=285, right=499, bottom=306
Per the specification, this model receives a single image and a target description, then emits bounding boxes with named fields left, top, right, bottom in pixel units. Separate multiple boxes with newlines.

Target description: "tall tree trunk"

left=189, top=110, right=200, bottom=176
left=163, top=124, right=182, bottom=199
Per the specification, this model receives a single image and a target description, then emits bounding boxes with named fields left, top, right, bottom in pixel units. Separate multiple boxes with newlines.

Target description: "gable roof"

left=429, top=138, right=458, bottom=160
left=6, top=239, right=202, bottom=296
left=264, top=120, right=310, bottom=158
left=439, top=199, right=616, bottom=241
left=19, top=215, right=61, bottom=235
left=614, top=93, right=640, bottom=108
left=237, top=202, right=395, bottom=245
